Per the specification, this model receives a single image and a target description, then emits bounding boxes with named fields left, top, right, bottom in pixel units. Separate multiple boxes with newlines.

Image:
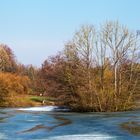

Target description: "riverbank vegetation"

left=0, top=21, right=140, bottom=111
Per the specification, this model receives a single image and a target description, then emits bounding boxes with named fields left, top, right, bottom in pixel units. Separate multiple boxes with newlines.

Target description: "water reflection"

left=120, top=121, right=140, bottom=135
left=0, top=110, right=15, bottom=123
left=0, top=117, right=8, bottom=123
left=18, top=115, right=72, bottom=134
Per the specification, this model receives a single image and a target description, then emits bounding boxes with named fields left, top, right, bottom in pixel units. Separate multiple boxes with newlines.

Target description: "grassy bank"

left=29, top=95, right=56, bottom=106
left=0, top=95, right=56, bottom=108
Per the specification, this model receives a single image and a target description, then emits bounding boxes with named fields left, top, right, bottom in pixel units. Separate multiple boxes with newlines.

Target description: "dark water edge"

left=0, top=107, right=140, bottom=140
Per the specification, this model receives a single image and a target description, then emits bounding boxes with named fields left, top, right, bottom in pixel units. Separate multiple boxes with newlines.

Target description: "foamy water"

left=46, top=134, right=116, bottom=140
left=17, top=106, right=58, bottom=111
left=0, top=133, right=7, bottom=140
left=17, top=106, right=69, bottom=112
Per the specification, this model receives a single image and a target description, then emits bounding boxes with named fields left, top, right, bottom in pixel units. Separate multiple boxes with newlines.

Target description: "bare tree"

left=61, top=22, right=139, bottom=112
left=101, top=21, right=138, bottom=110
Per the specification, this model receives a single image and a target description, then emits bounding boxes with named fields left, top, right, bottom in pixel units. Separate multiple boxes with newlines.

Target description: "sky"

left=0, top=0, right=140, bottom=67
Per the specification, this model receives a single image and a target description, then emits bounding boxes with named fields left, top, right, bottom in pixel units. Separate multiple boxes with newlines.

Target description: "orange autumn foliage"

left=0, top=72, right=32, bottom=106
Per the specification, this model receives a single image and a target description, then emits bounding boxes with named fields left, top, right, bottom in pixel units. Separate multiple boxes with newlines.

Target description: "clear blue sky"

left=0, top=0, right=140, bottom=66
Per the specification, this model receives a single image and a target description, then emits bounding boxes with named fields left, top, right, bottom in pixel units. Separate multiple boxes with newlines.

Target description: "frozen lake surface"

left=0, top=106, right=140, bottom=140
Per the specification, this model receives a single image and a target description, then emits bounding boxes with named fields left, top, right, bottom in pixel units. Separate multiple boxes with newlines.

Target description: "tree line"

left=0, top=21, right=140, bottom=111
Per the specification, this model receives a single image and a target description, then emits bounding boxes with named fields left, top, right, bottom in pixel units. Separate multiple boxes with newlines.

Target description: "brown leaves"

left=0, top=72, right=31, bottom=106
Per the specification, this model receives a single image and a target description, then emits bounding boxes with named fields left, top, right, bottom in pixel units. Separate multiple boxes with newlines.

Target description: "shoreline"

left=1, top=105, right=139, bottom=113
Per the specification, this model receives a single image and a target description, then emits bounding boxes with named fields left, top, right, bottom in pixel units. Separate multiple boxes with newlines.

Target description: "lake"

left=0, top=106, right=140, bottom=140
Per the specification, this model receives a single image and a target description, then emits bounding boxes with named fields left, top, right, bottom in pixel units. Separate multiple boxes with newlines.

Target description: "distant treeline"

left=0, top=21, right=140, bottom=111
